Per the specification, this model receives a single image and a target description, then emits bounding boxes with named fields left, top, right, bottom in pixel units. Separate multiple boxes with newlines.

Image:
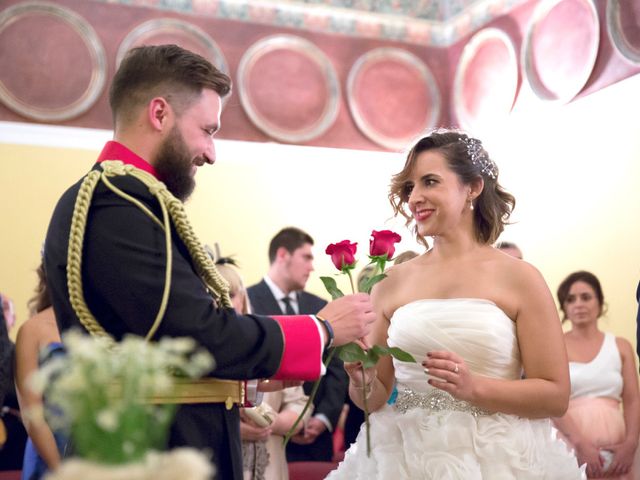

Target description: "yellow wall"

left=1, top=74, right=639, bottom=352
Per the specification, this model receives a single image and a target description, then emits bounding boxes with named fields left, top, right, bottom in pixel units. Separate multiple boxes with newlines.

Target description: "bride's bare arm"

left=425, top=262, right=571, bottom=418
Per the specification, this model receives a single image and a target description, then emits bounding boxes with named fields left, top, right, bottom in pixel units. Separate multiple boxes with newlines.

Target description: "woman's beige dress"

left=242, top=386, right=309, bottom=480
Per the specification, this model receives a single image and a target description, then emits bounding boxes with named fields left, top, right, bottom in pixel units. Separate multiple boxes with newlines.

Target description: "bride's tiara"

left=459, top=136, right=497, bottom=180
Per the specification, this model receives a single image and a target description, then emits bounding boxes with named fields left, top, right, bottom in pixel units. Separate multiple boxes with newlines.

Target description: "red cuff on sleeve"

left=271, top=315, right=321, bottom=381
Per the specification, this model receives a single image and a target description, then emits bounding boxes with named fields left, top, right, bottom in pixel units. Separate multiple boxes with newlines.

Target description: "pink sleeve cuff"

left=271, top=315, right=322, bottom=381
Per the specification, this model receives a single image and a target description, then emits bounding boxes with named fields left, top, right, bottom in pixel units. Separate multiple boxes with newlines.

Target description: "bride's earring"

left=468, top=198, right=474, bottom=211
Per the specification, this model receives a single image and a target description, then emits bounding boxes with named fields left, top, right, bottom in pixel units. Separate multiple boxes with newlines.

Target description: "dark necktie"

left=281, top=296, right=296, bottom=315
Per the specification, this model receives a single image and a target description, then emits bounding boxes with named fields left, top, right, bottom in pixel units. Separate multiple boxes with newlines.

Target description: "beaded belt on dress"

left=393, top=387, right=492, bottom=417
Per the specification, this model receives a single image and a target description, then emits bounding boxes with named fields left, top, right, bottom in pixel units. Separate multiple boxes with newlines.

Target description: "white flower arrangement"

left=31, top=331, right=215, bottom=466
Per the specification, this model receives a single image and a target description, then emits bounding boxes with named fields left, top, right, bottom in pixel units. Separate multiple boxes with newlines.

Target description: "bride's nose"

left=408, top=186, right=424, bottom=208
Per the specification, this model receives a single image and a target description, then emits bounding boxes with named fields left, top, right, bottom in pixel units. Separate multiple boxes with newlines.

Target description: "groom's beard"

left=154, top=126, right=195, bottom=202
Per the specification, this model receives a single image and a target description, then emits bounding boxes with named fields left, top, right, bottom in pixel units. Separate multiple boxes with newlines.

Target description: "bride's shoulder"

left=492, top=252, right=549, bottom=291
left=372, top=261, right=418, bottom=310
left=383, top=255, right=424, bottom=283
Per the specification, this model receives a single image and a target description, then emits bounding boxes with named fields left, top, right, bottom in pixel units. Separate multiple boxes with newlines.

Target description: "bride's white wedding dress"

left=327, top=298, right=584, bottom=479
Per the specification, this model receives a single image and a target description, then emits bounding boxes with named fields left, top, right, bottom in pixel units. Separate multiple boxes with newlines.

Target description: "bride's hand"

left=344, top=339, right=376, bottom=388
left=344, top=360, right=376, bottom=388
left=422, top=350, right=475, bottom=402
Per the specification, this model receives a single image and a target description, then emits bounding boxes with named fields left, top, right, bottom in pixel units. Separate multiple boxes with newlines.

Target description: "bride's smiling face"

left=403, top=150, right=471, bottom=238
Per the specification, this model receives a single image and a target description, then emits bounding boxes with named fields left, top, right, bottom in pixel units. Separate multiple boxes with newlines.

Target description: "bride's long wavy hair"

left=389, top=130, right=515, bottom=246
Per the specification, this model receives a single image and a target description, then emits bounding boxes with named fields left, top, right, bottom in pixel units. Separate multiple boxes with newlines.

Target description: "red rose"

left=325, top=240, right=358, bottom=271
left=369, top=230, right=402, bottom=259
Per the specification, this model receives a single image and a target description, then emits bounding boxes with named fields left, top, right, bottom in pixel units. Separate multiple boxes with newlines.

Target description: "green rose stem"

left=283, top=347, right=337, bottom=447
left=345, top=268, right=355, bottom=294
left=289, top=237, right=414, bottom=458
left=361, top=364, right=371, bottom=456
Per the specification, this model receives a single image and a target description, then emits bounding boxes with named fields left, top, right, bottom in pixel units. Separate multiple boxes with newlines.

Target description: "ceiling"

left=272, top=0, right=479, bottom=21
left=90, top=0, right=529, bottom=46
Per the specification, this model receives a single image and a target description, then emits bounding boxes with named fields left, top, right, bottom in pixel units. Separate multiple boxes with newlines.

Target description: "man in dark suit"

left=248, top=227, right=348, bottom=462
left=43, top=45, right=375, bottom=479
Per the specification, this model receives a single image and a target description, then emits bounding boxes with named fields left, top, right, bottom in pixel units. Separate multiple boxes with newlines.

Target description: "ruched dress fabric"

left=327, top=299, right=584, bottom=479
left=561, top=333, right=640, bottom=480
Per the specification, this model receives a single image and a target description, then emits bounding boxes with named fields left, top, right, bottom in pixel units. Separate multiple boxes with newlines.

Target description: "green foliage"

left=359, top=273, right=387, bottom=294
left=337, top=343, right=416, bottom=369
left=32, top=332, right=214, bottom=465
left=320, top=276, right=344, bottom=300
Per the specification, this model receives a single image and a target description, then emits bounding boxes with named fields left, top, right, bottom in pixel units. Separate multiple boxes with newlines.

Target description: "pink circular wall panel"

left=116, top=18, right=228, bottom=74
left=607, top=1, right=640, bottom=64
left=237, top=35, right=340, bottom=143
left=454, top=28, right=518, bottom=133
left=347, top=48, right=440, bottom=151
left=0, top=1, right=106, bottom=121
left=522, top=0, right=599, bottom=102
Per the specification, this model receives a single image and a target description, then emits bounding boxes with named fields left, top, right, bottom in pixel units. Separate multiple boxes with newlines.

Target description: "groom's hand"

left=317, top=293, right=375, bottom=346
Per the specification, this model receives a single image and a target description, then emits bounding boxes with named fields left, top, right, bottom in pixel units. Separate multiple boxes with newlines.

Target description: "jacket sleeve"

left=77, top=179, right=322, bottom=381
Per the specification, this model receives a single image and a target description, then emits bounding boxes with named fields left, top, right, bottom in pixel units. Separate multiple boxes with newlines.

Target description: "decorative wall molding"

left=88, top=0, right=530, bottom=47
left=237, top=34, right=340, bottom=143
left=454, top=28, right=518, bottom=132
left=606, top=1, right=640, bottom=65
left=347, top=48, right=441, bottom=150
left=521, top=0, right=599, bottom=103
left=116, top=18, right=229, bottom=73
left=0, top=1, right=106, bottom=121
left=1, top=0, right=638, bottom=151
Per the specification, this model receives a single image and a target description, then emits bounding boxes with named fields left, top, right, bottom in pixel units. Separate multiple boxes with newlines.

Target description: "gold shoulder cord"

left=66, top=160, right=233, bottom=347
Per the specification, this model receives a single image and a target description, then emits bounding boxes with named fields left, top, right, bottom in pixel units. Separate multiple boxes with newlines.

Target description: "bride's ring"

left=453, top=363, right=459, bottom=374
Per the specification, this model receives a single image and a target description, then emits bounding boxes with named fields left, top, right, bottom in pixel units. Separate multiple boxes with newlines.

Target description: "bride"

left=327, top=130, right=584, bottom=479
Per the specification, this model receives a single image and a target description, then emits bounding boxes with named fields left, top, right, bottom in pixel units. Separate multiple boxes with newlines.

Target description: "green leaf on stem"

left=361, top=348, right=380, bottom=370
left=360, top=273, right=387, bottom=294
left=388, top=347, right=416, bottom=363
left=320, top=276, right=345, bottom=300
left=369, top=345, right=389, bottom=356
left=337, top=343, right=367, bottom=363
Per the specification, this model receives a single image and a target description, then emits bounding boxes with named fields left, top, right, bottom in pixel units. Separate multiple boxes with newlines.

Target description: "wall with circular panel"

left=1, top=0, right=638, bottom=150
left=606, top=1, right=640, bottom=65
left=453, top=28, right=518, bottom=133
left=522, top=0, right=599, bottom=103
left=237, top=34, right=340, bottom=144
left=0, top=1, right=106, bottom=121
left=346, top=48, right=441, bottom=151
left=116, top=18, right=229, bottom=74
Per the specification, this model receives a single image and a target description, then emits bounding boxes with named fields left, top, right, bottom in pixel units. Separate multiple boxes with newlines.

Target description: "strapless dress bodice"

left=388, top=298, right=522, bottom=393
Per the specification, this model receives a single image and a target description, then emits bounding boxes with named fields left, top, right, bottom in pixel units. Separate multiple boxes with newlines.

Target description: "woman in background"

left=554, top=271, right=640, bottom=479
left=215, top=257, right=310, bottom=480
left=15, top=261, right=64, bottom=479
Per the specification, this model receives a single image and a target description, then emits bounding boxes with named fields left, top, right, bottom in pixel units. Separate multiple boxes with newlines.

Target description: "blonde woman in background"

left=554, top=271, right=640, bottom=479
left=215, top=257, right=310, bottom=480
